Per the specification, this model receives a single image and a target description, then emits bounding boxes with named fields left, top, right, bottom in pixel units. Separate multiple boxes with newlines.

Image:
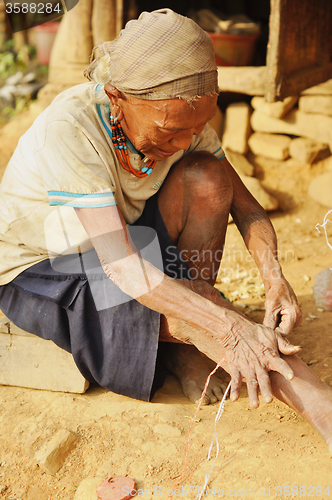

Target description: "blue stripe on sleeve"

left=48, top=190, right=117, bottom=208
left=49, top=201, right=117, bottom=208
left=212, top=147, right=226, bottom=161
left=48, top=191, right=114, bottom=199
left=213, top=147, right=222, bottom=155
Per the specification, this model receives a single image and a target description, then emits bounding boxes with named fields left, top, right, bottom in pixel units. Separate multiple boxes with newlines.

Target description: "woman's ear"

left=104, top=84, right=124, bottom=121
left=104, top=84, right=122, bottom=105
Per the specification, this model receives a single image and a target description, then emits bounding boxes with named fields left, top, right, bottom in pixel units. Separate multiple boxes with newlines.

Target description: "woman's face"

left=108, top=89, right=218, bottom=161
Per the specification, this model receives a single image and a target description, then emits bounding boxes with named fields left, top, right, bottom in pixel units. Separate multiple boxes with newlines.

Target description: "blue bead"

left=147, top=168, right=153, bottom=175
left=141, top=166, right=148, bottom=173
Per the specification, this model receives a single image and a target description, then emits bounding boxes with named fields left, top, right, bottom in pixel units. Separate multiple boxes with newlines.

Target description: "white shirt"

left=0, top=83, right=225, bottom=285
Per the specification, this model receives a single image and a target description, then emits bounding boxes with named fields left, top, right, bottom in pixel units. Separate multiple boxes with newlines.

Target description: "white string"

left=315, top=209, right=332, bottom=257
left=197, top=381, right=232, bottom=500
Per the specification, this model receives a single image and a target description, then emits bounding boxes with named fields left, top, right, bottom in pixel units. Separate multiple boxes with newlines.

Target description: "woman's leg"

left=158, top=151, right=233, bottom=285
left=157, top=151, right=234, bottom=403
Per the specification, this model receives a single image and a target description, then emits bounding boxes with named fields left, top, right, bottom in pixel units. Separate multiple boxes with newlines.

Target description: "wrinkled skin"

left=104, top=83, right=217, bottom=161
left=263, top=279, right=302, bottom=335
left=160, top=279, right=300, bottom=408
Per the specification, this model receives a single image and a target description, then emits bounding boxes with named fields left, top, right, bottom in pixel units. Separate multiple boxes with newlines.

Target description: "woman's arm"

left=222, top=157, right=302, bottom=335
left=74, top=204, right=300, bottom=406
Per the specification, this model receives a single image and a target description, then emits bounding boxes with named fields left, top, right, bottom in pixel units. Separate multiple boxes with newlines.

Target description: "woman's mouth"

left=156, top=148, right=176, bottom=157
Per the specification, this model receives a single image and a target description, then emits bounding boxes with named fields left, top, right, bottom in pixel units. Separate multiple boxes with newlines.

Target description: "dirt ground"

left=0, top=110, right=332, bottom=500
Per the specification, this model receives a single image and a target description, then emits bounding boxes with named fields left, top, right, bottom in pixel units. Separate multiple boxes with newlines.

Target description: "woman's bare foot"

left=162, top=343, right=228, bottom=405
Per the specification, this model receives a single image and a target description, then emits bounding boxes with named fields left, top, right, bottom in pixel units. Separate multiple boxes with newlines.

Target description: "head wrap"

left=84, top=8, right=218, bottom=101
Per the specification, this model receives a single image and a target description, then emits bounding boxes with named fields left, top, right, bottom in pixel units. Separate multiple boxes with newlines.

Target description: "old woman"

left=0, top=9, right=332, bottom=452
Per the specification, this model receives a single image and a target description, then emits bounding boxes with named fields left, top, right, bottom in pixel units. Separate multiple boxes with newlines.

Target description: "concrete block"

left=289, top=137, right=330, bottom=164
left=251, top=96, right=298, bottom=119
left=308, top=171, right=332, bottom=208
left=240, top=175, right=279, bottom=212
left=35, top=429, right=78, bottom=475
left=0, top=329, right=89, bottom=393
left=208, top=105, right=223, bottom=141
left=251, top=110, right=332, bottom=151
left=222, top=102, right=251, bottom=154
left=225, top=149, right=254, bottom=176
left=299, top=95, right=332, bottom=116
left=248, top=132, right=291, bottom=160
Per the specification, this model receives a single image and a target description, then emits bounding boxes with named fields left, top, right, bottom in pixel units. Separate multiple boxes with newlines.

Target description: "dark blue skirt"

left=0, top=195, right=190, bottom=401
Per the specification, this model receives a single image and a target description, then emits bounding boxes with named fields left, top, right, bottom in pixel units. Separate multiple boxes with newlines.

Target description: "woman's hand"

left=178, top=279, right=302, bottom=408
left=263, top=278, right=302, bottom=335
left=220, top=321, right=301, bottom=408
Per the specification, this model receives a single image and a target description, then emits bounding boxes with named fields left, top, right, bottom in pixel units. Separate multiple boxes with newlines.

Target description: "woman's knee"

left=176, top=151, right=233, bottom=208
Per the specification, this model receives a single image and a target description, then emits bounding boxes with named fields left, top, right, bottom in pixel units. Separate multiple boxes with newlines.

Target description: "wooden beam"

left=218, top=66, right=267, bottom=96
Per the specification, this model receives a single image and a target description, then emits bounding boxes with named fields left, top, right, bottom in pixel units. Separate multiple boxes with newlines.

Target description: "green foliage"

left=2, top=96, right=31, bottom=119
left=0, top=41, right=36, bottom=83
left=35, top=64, right=49, bottom=80
left=0, top=42, right=43, bottom=125
left=0, top=50, right=15, bottom=77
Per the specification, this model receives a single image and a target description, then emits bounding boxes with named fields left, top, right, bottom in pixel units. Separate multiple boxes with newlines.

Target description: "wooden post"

left=41, top=0, right=123, bottom=102
left=48, top=0, right=93, bottom=86
left=92, top=0, right=118, bottom=45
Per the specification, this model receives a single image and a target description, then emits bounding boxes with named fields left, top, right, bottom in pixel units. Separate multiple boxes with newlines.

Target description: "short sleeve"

left=186, top=123, right=226, bottom=161
left=36, top=120, right=117, bottom=208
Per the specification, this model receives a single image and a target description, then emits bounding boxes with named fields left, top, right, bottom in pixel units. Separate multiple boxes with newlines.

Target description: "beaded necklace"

left=110, top=113, right=156, bottom=177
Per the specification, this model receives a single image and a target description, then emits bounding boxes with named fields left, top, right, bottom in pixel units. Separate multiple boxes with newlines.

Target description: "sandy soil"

left=0, top=110, right=332, bottom=500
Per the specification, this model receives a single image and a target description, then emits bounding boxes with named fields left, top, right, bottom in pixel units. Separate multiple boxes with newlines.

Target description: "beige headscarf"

left=84, top=8, right=218, bottom=102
